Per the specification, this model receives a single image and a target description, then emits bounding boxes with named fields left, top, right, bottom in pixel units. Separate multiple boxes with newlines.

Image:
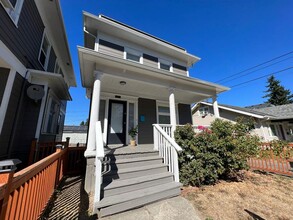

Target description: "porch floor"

left=104, top=144, right=156, bottom=155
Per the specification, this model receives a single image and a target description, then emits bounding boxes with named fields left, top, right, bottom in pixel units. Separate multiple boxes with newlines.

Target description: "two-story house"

left=78, top=12, right=228, bottom=216
left=0, top=0, right=76, bottom=167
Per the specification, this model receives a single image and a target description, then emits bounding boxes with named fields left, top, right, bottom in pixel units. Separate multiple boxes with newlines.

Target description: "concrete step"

left=102, top=172, right=174, bottom=197
left=106, top=155, right=163, bottom=169
left=97, top=182, right=182, bottom=217
left=103, top=163, right=168, bottom=182
left=104, top=151, right=159, bottom=160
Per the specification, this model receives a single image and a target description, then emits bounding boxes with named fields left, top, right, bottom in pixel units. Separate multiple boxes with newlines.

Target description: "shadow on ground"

left=41, top=176, right=97, bottom=220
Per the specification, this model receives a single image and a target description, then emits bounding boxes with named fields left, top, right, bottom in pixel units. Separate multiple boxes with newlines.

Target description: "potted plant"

left=128, top=126, right=138, bottom=146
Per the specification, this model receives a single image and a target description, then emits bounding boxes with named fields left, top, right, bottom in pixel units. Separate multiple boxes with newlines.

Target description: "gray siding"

left=178, top=104, right=192, bottom=124
left=138, top=98, right=156, bottom=144
left=99, top=39, right=124, bottom=58
left=143, top=54, right=158, bottom=69
left=0, top=72, right=41, bottom=167
left=173, top=64, right=187, bottom=75
left=0, top=68, right=9, bottom=106
left=47, top=48, right=57, bottom=73
left=0, top=0, right=44, bottom=69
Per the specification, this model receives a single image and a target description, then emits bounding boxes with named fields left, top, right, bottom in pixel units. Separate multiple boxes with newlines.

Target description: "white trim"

left=34, top=84, right=48, bottom=139
left=0, top=0, right=24, bottom=26
left=0, top=40, right=26, bottom=76
left=0, top=69, right=16, bottom=134
left=38, top=31, right=51, bottom=71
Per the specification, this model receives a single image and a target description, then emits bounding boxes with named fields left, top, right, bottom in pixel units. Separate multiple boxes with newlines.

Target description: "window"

left=38, top=33, right=51, bottom=70
left=125, top=48, right=141, bottom=63
left=0, top=0, right=24, bottom=25
left=54, top=60, right=60, bottom=74
left=269, top=124, right=277, bottom=136
left=43, top=97, right=60, bottom=134
left=128, top=103, right=135, bottom=130
left=199, top=107, right=209, bottom=116
left=158, top=106, right=170, bottom=124
left=159, top=59, right=172, bottom=71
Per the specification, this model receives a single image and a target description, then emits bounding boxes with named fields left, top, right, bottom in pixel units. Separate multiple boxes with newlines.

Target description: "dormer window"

left=125, top=48, right=142, bottom=63
left=159, top=59, right=172, bottom=72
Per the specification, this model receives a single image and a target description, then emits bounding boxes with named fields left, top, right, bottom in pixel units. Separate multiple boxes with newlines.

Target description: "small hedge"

left=175, top=118, right=260, bottom=186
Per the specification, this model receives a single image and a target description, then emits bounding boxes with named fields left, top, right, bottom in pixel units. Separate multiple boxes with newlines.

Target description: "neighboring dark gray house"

left=0, top=0, right=76, bottom=166
left=193, top=102, right=293, bottom=142
left=62, top=125, right=88, bottom=144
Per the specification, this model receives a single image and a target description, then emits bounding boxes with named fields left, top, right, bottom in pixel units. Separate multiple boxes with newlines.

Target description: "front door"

left=107, top=100, right=127, bottom=145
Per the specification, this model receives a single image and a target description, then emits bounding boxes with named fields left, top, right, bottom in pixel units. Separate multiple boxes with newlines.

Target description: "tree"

left=80, top=121, right=85, bottom=126
left=263, top=75, right=293, bottom=105
left=85, top=118, right=89, bottom=126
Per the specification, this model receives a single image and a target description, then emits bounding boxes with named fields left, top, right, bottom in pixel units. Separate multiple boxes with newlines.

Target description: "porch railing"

left=158, top=124, right=172, bottom=137
left=94, top=121, right=104, bottom=208
left=153, top=124, right=182, bottom=182
left=0, top=146, right=67, bottom=219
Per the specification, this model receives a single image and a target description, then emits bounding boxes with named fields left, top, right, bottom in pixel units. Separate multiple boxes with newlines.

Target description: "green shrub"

left=175, top=119, right=260, bottom=186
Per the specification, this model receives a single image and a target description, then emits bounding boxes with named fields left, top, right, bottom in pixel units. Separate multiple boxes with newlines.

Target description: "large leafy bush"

left=175, top=118, right=260, bottom=186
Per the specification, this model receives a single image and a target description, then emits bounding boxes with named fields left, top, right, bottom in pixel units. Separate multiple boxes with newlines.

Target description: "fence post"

left=65, top=137, right=70, bottom=148
left=28, top=139, right=37, bottom=165
left=64, top=138, right=70, bottom=175
left=0, top=159, right=21, bottom=219
left=55, top=145, right=63, bottom=188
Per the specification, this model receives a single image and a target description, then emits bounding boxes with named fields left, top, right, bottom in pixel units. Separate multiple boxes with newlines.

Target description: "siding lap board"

left=0, top=0, right=44, bottom=69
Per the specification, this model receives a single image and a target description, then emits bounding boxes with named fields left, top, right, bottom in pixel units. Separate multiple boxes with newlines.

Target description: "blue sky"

left=61, top=0, right=293, bottom=125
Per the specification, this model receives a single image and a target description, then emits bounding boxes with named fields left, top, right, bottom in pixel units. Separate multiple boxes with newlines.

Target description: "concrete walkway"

left=101, top=196, right=201, bottom=220
left=41, top=176, right=201, bottom=220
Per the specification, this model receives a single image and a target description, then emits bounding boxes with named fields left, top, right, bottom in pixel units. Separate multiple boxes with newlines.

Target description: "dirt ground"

left=181, top=171, right=293, bottom=220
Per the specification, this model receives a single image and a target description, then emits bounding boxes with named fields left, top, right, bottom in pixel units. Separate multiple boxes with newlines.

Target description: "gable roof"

left=194, top=102, right=293, bottom=121
left=193, top=102, right=274, bottom=119
left=252, top=104, right=293, bottom=120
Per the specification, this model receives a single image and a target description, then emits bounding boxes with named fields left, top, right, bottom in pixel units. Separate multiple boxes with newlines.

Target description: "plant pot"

left=130, top=140, right=136, bottom=146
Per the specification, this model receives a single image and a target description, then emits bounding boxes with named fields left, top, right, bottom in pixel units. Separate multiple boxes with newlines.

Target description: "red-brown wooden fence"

left=0, top=141, right=86, bottom=219
left=248, top=142, right=293, bottom=176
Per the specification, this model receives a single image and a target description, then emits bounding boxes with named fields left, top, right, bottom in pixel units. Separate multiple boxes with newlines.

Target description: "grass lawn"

left=181, top=171, right=293, bottom=220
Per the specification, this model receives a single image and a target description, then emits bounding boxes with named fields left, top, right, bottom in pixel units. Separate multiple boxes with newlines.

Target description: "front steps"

left=95, top=151, right=182, bottom=217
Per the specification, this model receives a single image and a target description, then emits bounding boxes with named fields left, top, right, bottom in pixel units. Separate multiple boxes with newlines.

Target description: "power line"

left=230, top=66, right=293, bottom=88
left=215, top=51, right=293, bottom=83
left=220, top=56, right=293, bottom=84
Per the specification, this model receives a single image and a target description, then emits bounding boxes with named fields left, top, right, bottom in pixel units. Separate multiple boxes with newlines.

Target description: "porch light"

left=120, top=81, right=126, bottom=86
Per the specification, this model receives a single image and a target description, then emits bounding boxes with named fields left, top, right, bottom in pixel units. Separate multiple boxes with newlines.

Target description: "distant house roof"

left=252, top=104, right=293, bottom=120
left=63, top=125, right=88, bottom=133
left=194, top=102, right=293, bottom=121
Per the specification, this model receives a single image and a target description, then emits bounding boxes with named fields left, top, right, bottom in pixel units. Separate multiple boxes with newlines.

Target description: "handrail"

left=94, top=121, right=104, bottom=210
left=153, top=124, right=181, bottom=182
left=154, top=124, right=182, bottom=152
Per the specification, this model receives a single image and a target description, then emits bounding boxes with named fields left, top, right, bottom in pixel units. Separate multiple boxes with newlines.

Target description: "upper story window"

left=43, top=95, right=60, bottom=134
left=125, top=48, right=142, bottom=63
left=54, top=60, right=60, bottom=74
left=39, top=33, right=51, bottom=70
left=199, top=107, right=209, bottom=116
left=0, top=0, right=24, bottom=25
left=159, top=59, right=172, bottom=71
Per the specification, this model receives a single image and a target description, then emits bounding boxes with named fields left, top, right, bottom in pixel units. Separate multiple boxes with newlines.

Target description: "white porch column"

left=85, top=71, right=103, bottom=157
left=212, top=95, right=220, bottom=118
left=169, top=88, right=177, bottom=137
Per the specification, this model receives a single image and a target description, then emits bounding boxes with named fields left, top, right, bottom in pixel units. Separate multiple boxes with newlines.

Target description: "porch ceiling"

left=78, top=47, right=230, bottom=103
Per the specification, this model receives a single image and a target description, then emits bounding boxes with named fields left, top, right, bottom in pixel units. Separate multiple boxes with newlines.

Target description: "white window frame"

left=124, top=47, right=142, bottom=64
left=38, top=31, right=51, bottom=71
left=198, top=107, right=209, bottom=116
left=42, top=93, right=60, bottom=134
left=156, top=101, right=179, bottom=125
left=159, top=59, right=172, bottom=72
left=0, top=0, right=24, bottom=26
left=54, top=59, right=62, bottom=75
